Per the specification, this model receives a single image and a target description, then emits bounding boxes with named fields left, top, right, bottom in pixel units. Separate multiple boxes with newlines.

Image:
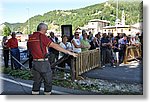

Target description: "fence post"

left=70, top=57, right=75, bottom=81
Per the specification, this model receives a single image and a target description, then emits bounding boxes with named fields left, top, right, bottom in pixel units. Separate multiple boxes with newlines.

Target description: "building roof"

left=89, top=19, right=110, bottom=23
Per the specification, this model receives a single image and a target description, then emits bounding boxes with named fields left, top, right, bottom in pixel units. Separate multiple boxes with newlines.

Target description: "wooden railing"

left=71, top=49, right=101, bottom=80
left=123, top=46, right=141, bottom=64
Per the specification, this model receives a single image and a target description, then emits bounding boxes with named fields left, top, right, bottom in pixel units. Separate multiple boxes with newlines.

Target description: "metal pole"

left=11, top=55, right=27, bottom=69
left=116, top=0, right=118, bottom=20
left=11, top=25, right=13, bottom=32
left=116, top=0, right=118, bottom=35
left=27, top=8, right=30, bottom=34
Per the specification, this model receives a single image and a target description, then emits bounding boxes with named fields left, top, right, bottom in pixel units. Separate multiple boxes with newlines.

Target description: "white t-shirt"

left=59, top=42, right=72, bottom=59
left=72, top=38, right=81, bottom=53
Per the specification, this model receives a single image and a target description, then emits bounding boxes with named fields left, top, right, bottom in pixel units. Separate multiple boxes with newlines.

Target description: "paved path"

left=82, top=61, right=143, bottom=84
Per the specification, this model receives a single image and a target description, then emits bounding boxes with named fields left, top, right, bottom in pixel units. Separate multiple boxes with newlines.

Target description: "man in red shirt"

left=27, top=23, right=77, bottom=95
left=7, top=32, right=21, bottom=70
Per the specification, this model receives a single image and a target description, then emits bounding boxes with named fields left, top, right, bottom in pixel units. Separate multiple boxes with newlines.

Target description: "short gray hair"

left=37, top=23, right=48, bottom=31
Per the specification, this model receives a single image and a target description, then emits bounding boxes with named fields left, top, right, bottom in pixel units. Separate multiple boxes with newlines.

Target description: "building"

left=87, top=19, right=110, bottom=35
left=103, top=25, right=131, bottom=36
left=130, top=22, right=143, bottom=36
left=79, top=19, right=110, bottom=36
left=103, top=10, right=131, bottom=36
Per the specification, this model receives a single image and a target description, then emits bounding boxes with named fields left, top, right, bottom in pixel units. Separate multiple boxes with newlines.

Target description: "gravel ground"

left=77, top=78, right=143, bottom=94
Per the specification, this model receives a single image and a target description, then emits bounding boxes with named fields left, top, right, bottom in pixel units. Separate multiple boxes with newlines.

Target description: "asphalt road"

left=82, top=61, right=143, bottom=84
left=0, top=74, right=68, bottom=95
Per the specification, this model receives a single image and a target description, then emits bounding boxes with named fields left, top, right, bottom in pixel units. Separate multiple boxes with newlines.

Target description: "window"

left=121, top=29, right=123, bottom=32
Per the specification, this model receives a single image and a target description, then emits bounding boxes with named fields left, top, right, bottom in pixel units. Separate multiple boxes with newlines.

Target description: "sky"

left=0, top=0, right=107, bottom=24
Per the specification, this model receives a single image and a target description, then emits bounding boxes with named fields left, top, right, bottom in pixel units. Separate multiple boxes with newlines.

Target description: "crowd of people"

left=2, top=27, right=142, bottom=69
left=47, top=29, right=142, bottom=68
left=1, top=22, right=142, bottom=95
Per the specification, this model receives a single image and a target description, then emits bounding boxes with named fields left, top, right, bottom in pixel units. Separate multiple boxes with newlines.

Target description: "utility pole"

left=116, top=0, right=118, bottom=21
left=11, top=25, right=13, bottom=32
left=116, top=0, right=119, bottom=35
left=27, top=8, right=30, bottom=34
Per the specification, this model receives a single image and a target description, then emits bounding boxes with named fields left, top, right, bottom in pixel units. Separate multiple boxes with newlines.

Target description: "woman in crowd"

left=89, top=37, right=99, bottom=50
left=80, top=32, right=91, bottom=52
left=58, top=35, right=72, bottom=68
left=71, top=32, right=82, bottom=53
left=112, top=38, right=119, bottom=66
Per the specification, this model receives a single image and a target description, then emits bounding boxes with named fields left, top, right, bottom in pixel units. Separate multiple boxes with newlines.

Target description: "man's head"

left=37, top=23, right=48, bottom=34
left=102, top=33, right=107, bottom=38
left=123, top=34, right=127, bottom=40
left=96, top=32, right=101, bottom=39
left=11, top=32, right=16, bottom=38
left=49, top=32, right=54, bottom=38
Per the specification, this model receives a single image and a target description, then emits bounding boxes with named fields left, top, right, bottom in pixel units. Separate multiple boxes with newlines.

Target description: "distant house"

left=87, top=19, right=110, bottom=35
left=103, top=25, right=131, bottom=36
left=79, top=19, right=110, bottom=36
left=130, top=22, right=143, bottom=36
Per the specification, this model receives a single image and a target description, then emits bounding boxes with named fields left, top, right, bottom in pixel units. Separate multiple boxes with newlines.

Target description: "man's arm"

left=49, top=42, right=77, bottom=57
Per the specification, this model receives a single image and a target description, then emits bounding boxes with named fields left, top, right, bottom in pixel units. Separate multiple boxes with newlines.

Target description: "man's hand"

left=67, top=51, right=78, bottom=57
left=50, top=42, right=78, bottom=57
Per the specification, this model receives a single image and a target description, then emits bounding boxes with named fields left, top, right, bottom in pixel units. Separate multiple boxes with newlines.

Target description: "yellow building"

left=103, top=25, right=131, bottom=36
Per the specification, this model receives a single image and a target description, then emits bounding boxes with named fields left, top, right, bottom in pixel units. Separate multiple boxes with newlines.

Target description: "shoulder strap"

left=39, top=34, right=46, bottom=59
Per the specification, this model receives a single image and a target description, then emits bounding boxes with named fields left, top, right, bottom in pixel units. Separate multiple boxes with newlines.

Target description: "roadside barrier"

left=71, top=49, right=101, bottom=80
left=123, top=46, right=141, bottom=64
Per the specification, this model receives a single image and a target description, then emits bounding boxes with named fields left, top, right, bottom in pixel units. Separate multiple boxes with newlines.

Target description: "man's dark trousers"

left=32, top=60, right=52, bottom=93
left=10, top=48, right=21, bottom=69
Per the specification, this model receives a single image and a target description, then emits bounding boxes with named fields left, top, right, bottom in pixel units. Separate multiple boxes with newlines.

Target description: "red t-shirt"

left=7, top=38, right=18, bottom=48
left=27, top=32, right=52, bottom=59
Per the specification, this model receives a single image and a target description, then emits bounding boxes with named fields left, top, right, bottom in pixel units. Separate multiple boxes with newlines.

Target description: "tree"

left=3, top=25, right=11, bottom=36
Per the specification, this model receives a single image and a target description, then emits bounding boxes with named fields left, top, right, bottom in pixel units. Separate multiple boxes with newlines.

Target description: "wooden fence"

left=123, top=46, right=141, bottom=64
left=71, top=49, right=101, bottom=80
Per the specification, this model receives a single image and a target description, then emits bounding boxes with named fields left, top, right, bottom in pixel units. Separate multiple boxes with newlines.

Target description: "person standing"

left=101, top=33, right=113, bottom=67
left=27, top=23, right=77, bottom=95
left=89, top=37, right=99, bottom=50
left=95, top=32, right=101, bottom=47
left=112, top=38, right=119, bottom=66
left=80, top=32, right=91, bottom=52
left=7, top=32, right=21, bottom=70
left=71, top=32, right=82, bottom=53
left=58, top=35, right=73, bottom=68
left=48, top=32, right=60, bottom=66
left=118, top=34, right=128, bottom=64
left=2, top=36, right=9, bottom=68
